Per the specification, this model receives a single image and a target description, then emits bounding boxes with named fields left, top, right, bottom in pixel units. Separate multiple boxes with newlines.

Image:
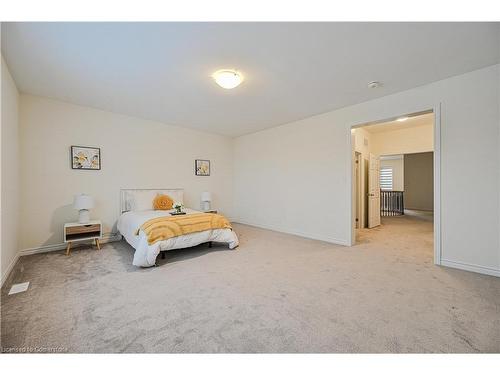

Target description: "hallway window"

left=380, top=167, right=393, bottom=190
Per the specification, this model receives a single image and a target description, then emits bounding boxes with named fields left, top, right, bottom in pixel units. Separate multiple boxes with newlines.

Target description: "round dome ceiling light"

left=213, top=69, right=243, bottom=89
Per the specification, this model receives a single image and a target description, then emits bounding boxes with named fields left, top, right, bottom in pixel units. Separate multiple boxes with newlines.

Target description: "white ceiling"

left=363, top=112, right=434, bottom=133
left=2, top=22, right=499, bottom=137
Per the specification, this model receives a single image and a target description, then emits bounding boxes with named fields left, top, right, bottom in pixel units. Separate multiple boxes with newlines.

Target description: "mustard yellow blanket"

left=136, top=213, right=232, bottom=245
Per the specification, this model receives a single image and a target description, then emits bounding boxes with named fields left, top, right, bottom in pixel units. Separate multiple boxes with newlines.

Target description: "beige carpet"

left=1, top=217, right=499, bottom=353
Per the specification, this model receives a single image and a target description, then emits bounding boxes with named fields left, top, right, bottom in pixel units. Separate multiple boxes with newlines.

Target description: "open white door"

left=368, top=153, right=381, bottom=228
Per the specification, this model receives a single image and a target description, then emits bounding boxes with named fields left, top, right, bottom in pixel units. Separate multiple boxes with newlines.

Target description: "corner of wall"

left=1, top=55, right=21, bottom=286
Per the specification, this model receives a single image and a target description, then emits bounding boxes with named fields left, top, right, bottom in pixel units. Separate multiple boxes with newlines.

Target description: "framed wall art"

left=195, top=159, right=210, bottom=176
left=71, top=146, right=101, bottom=170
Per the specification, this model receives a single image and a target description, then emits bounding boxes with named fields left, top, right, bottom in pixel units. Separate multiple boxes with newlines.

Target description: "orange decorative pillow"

left=153, top=194, right=173, bottom=210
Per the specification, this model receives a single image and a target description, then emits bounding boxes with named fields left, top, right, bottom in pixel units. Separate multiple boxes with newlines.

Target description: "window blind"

left=380, top=167, right=393, bottom=190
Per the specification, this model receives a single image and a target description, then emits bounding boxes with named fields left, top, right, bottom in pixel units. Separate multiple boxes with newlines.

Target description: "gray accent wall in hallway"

left=404, top=152, right=434, bottom=211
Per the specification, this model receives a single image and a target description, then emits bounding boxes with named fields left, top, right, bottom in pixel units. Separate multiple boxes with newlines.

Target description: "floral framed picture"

left=195, top=159, right=210, bottom=176
left=71, top=146, right=101, bottom=170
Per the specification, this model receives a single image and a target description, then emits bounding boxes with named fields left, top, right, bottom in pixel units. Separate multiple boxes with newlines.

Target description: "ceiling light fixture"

left=396, top=117, right=409, bottom=122
left=213, top=69, right=243, bottom=89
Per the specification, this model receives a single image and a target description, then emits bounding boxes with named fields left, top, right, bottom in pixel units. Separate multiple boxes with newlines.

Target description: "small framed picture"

left=195, top=159, right=210, bottom=176
left=71, top=146, right=101, bottom=170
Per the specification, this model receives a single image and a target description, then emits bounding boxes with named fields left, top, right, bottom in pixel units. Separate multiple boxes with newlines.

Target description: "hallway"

left=356, top=213, right=434, bottom=260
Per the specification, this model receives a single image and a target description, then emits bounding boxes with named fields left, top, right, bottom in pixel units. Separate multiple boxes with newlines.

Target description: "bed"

left=117, top=188, right=239, bottom=267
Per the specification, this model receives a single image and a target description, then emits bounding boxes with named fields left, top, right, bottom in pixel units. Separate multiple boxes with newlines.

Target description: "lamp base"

left=202, top=201, right=211, bottom=212
left=78, top=209, right=90, bottom=224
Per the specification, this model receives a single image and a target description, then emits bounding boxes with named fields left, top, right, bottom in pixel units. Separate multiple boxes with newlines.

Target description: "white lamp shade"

left=73, top=194, right=94, bottom=210
left=201, top=192, right=211, bottom=202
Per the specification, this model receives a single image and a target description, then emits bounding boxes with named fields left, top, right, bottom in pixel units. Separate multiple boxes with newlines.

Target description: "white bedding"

left=117, top=208, right=239, bottom=267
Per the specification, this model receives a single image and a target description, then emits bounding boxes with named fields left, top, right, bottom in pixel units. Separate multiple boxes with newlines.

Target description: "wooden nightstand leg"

left=66, top=242, right=71, bottom=256
left=95, top=238, right=101, bottom=250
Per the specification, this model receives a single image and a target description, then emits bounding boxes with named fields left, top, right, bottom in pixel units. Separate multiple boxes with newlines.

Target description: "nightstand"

left=64, top=220, right=102, bottom=255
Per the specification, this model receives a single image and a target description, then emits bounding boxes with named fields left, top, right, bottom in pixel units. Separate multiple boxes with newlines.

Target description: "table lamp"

left=73, top=194, right=94, bottom=224
left=201, top=191, right=211, bottom=211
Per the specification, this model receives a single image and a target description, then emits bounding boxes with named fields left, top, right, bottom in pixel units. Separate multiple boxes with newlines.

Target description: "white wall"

left=19, top=95, right=234, bottom=251
left=380, top=156, right=404, bottom=191
left=234, top=64, right=500, bottom=276
left=1, top=56, right=20, bottom=284
left=353, top=127, right=372, bottom=161
left=371, top=123, right=434, bottom=156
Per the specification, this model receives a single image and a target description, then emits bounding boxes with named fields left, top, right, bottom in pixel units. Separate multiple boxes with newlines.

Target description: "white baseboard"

left=1, top=252, right=21, bottom=287
left=19, top=233, right=122, bottom=256
left=441, top=259, right=500, bottom=278
left=231, top=219, right=350, bottom=246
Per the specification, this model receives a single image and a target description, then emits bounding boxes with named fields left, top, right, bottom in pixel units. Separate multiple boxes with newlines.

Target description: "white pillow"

left=130, top=190, right=155, bottom=211
left=166, top=189, right=184, bottom=205
left=124, top=189, right=184, bottom=211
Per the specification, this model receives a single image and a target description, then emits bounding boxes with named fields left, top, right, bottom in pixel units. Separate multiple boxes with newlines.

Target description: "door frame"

left=349, top=104, right=442, bottom=266
left=354, top=151, right=362, bottom=229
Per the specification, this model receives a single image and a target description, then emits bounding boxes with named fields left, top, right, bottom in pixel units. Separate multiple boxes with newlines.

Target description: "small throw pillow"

left=153, top=194, right=173, bottom=210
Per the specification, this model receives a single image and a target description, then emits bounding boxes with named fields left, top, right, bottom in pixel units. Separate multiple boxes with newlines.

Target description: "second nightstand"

left=64, top=220, right=102, bottom=255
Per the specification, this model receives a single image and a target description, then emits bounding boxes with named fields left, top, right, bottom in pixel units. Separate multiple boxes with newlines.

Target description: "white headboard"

left=120, top=188, right=184, bottom=214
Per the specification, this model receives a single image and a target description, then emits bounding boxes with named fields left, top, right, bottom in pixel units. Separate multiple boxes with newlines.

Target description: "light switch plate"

left=8, top=282, right=30, bottom=295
